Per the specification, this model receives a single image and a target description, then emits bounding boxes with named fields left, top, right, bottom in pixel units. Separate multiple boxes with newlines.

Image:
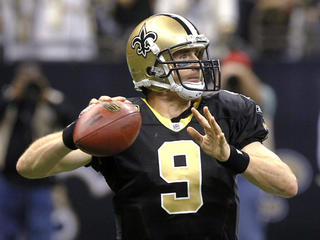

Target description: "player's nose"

left=190, top=52, right=199, bottom=60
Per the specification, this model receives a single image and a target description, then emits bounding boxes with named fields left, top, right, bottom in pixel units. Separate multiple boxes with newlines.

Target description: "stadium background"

left=0, top=58, right=319, bottom=239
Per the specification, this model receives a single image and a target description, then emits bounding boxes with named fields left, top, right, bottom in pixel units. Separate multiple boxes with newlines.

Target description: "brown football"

left=73, top=100, right=141, bottom=156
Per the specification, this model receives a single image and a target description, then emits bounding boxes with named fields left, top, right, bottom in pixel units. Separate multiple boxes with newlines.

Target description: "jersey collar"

left=141, top=97, right=201, bottom=132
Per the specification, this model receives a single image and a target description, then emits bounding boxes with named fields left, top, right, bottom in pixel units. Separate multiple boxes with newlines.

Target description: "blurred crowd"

left=0, top=0, right=319, bottom=63
left=0, top=63, right=75, bottom=240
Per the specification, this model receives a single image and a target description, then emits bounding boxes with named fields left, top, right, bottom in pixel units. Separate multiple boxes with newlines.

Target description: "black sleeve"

left=86, top=156, right=107, bottom=172
left=230, top=95, right=269, bottom=150
left=86, top=156, right=118, bottom=191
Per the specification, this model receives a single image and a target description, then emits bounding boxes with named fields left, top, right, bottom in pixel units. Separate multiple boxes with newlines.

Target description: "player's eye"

left=180, top=53, right=188, bottom=59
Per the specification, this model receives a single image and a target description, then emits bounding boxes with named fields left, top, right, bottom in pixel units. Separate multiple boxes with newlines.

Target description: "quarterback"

left=17, top=14, right=297, bottom=240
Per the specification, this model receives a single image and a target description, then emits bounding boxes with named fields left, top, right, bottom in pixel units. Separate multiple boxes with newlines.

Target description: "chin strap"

left=134, top=79, right=171, bottom=91
left=134, top=79, right=202, bottom=100
left=175, top=82, right=204, bottom=100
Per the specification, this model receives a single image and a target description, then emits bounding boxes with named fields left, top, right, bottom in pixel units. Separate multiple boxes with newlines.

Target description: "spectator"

left=153, top=0, right=238, bottom=58
left=0, top=62, right=73, bottom=240
left=93, top=0, right=154, bottom=61
left=221, top=50, right=278, bottom=240
left=248, top=0, right=320, bottom=61
left=1, top=0, right=97, bottom=62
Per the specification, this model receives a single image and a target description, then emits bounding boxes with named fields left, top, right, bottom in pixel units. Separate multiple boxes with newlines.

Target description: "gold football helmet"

left=126, top=13, right=221, bottom=100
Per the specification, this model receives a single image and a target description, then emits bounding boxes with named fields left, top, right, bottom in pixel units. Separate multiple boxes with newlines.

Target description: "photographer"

left=0, top=63, right=72, bottom=240
left=222, top=50, right=277, bottom=240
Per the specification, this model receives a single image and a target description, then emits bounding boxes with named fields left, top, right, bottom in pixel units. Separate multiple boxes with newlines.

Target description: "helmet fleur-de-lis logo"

left=131, top=24, right=157, bottom=58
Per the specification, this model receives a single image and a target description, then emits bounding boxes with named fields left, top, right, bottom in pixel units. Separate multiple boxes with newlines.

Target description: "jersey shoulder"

left=203, top=90, right=268, bottom=148
left=202, top=90, right=257, bottom=118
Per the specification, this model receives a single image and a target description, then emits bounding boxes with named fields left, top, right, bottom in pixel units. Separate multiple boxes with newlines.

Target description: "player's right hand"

left=89, top=96, right=132, bottom=105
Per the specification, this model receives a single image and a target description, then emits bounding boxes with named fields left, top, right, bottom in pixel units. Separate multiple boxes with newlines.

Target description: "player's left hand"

left=187, top=106, right=230, bottom=162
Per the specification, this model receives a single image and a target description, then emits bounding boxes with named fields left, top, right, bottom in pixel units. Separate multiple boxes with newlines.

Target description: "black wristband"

left=62, top=121, right=77, bottom=150
left=219, top=145, right=250, bottom=173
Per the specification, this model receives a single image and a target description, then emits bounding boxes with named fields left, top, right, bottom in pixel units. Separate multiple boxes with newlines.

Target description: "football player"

left=16, top=13, right=297, bottom=240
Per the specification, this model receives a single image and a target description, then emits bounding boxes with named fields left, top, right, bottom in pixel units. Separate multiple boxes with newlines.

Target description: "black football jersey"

left=88, top=90, right=268, bottom=240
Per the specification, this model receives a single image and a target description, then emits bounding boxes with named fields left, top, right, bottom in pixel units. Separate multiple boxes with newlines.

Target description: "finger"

left=98, top=96, right=112, bottom=102
left=112, top=96, right=125, bottom=101
left=203, top=106, right=213, bottom=121
left=203, top=107, right=215, bottom=128
left=203, top=107, right=223, bottom=135
left=191, top=107, right=211, bottom=130
left=124, top=99, right=132, bottom=104
left=111, top=96, right=132, bottom=104
left=112, top=96, right=128, bottom=102
left=217, top=132, right=227, bottom=146
left=187, top=127, right=203, bottom=144
left=89, top=98, right=99, bottom=105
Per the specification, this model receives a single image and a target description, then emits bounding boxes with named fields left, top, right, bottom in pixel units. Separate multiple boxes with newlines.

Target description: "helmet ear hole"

left=146, top=67, right=154, bottom=76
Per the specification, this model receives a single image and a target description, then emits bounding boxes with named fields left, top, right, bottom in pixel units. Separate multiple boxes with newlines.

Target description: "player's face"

left=172, top=48, right=202, bottom=84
